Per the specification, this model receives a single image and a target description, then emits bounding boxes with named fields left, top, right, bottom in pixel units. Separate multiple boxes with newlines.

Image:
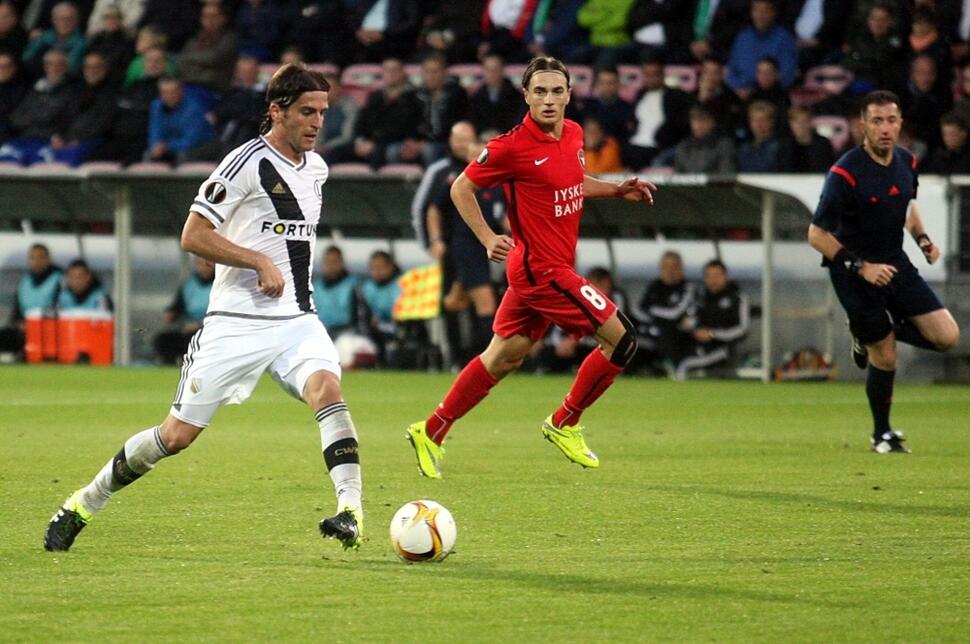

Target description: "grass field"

left=1, top=366, right=969, bottom=643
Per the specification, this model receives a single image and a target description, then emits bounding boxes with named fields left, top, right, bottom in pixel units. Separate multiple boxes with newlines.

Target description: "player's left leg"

left=302, top=370, right=364, bottom=550
left=865, top=332, right=910, bottom=453
left=908, top=308, right=960, bottom=351
left=887, top=265, right=959, bottom=352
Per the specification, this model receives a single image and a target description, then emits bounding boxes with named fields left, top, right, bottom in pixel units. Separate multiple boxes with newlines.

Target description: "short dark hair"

left=757, top=56, right=779, bottom=69
left=422, top=50, right=447, bottom=67
left=29, top=243, right=50, bottom=255
left=661, top=250, right=683, bottom=264
left=324, top=245, right=343, bottom=257
left=586, top=266, right=613, bottom=284
left=689, top=104, right=715, bottom=120
left=260, top=63, right=330, bottom=134
left=595, top=65, right=618, bottom=79
left=522, top=56, right=570, bottom=90
left=941, top=111, right=968, bottom=131
left=860, top=90, right=900, bottom=116
left=704, top=259, right=727, bottom=272
left=67, top=258, right=90, bottom=272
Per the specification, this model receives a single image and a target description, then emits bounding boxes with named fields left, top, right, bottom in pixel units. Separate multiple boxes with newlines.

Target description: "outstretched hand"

left=616, top=177, right=656, bottom=205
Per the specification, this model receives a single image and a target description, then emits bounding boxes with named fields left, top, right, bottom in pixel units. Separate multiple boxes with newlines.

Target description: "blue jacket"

left=166, top=273, right=213, bottom=323
left=312, top=272, right=360, bottom=333
left=361, top=276, right=400, bottom=329
left=12, top=266, right=62, bottom=321
left=58, top=278, right=112, bottom=312
left=148, top=95, right=215, bottom=153
left=726, top=25, right=798, bottom=90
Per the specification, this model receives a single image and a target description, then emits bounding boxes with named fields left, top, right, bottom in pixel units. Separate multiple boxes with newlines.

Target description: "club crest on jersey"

left=203, top=179, right=228, bottom=204
left=577, top=148, right=585, bottom=168
left=476, top=148, right=489, bottom=165
left=313, top=178, right=323, bottom=199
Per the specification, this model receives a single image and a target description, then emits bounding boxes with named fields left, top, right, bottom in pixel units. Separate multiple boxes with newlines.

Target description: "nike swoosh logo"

left=534, top=157, right=549, bottom=166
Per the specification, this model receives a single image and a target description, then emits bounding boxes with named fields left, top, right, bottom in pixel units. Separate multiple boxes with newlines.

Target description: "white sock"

left=77, top=426, right=171, bottom=516
left=315, top=402, right=362, bottom=517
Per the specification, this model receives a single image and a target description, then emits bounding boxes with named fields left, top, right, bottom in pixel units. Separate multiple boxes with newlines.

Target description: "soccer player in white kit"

left=44, top=64, right=365, bottom=551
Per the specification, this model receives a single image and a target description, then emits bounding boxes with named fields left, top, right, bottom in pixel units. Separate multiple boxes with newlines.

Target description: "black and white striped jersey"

left=190, top=136, right=328, bottom=319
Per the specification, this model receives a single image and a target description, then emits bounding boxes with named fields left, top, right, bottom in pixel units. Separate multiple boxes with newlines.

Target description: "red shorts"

left=493, top=268, right=617, bottom=341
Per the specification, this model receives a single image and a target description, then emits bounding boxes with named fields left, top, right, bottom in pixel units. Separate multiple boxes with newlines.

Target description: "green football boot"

left=541, top=415, right=599, bottom=469
left=405, top=421, right=444, bottom=479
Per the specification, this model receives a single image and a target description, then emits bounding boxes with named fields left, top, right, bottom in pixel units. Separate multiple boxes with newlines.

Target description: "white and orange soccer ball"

left=389, top=500, right=457, bottom=563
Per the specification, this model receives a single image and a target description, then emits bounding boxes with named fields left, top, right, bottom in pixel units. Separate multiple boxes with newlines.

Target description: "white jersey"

left=190, top=136, right=329, bottom=319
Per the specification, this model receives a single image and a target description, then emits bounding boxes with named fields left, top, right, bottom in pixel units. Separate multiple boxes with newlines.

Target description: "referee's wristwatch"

left=834, top=248, right=864, bottom=274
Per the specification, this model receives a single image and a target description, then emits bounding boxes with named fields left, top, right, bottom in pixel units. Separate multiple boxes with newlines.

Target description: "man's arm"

left=181, top=213, right=284, bottom=297
left=808, top=223, right=897, bottom=287
left=426, top=204, right=446, bottom=260
left=582, top=175, right=656, bottom=203
left=904, top=200, right=940, bottom=264
left=450, top=173, right=514, bottom=262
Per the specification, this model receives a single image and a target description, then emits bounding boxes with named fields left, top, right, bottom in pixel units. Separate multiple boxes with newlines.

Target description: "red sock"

left=425, top=356, right=498, bottom=444
left=551, top=349, right=623, bottom=428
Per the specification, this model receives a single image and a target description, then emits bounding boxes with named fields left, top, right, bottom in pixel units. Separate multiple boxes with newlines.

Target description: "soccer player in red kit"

left=406, top=56, right=656, bottom=478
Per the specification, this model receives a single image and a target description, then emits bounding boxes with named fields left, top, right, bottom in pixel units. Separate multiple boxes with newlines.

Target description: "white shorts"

left=169, top=314, right=341, bottom=428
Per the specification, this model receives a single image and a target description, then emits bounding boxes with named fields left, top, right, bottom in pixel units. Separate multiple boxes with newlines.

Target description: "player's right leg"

left=864, top=333, right=909, bottom=453
left=407, top=332, right=535, bottom=478
left=44, top=415, right=203, bottom=552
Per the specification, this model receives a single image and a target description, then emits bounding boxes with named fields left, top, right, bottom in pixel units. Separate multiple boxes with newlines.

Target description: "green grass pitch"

left=1, top=366, right=968, bottom=642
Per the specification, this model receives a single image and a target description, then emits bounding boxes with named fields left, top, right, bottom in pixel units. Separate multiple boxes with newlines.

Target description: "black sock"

left=893, top=319, right=938, bottom=351
left=866, top=365, right=895, bottom=437
left=443, top=311, right=463, bottom=368
left=473, top=315, right=494, bottom=356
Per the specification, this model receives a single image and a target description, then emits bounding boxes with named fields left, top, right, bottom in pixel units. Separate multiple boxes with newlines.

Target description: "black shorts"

left=829, top=257, right=943, bottom=344
left=446, top=235, right=491, bottom=289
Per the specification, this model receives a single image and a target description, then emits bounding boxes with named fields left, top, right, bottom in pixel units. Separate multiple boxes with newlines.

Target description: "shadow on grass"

left=652, top=485, right=969, bottom=518
left=326, top=558, right=855, bottom=608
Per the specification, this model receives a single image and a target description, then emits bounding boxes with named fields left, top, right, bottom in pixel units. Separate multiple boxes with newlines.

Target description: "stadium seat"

left=175, top=162, right=218, bottom=175
left=328, top=162, right=374, bottom=177
left=78, top=161, right=122, bottom=173
left=505, top=64, right=527, bottom=88
left=404, top=64, right=422, bottom=87
left=803, top=65, right=853, bottom=97
left=812, top=115, right=850, bottom=154
left=126, top=161, right=174, bottom=174
left=617, top=65, right=643, bottom=102
left=664, top=65, right=699, bottom=93
left=27, top=162, right=73, bottom=174
left=377, top=163, right=423, bottom=179
left=449, top=63, right=484, bottom=91
left=569, top=65, right=594, bottom=97
left=340, top=63, right=383, bottom=105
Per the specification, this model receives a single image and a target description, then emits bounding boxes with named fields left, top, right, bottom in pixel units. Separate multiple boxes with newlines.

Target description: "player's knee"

left=160, top=421, right=200, bottom=453
left=609, top=313, right=639, bottom=368
left=868, top=343, right=896, bottom=370
left=935, top=325, right=960, bottom=351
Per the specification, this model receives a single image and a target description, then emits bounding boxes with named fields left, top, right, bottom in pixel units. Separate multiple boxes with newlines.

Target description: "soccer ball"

left=389, top=500, right=457, bottom=563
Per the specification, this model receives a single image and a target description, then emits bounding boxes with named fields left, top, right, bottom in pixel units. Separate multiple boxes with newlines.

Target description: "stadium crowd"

left=0, top=0, right=969, bottom=172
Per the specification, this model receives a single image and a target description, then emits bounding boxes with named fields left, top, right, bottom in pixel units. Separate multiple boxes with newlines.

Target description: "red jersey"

left=463, top=113, right=586, bottom=289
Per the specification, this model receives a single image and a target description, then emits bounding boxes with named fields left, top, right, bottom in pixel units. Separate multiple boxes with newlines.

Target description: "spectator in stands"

left=412, top=50, right=468, bottom=166
left=626, top=0, right=693, bottom=64
left=58, top=258, right=112, bottom=312
left=190, top=54, right=265, bottom=160
left=687, top=0, right=751, bottom=64
left=361, top=250, right=401, bottom=366
left=632, top=249, right=693, bottom=372
left=1, top=49, right=76, bottom=165
left=921, top=111, right=970, bottom=174
left=673, top=104, right=735, bottom=173
left=782, top=0, right=850, bottom=71
left=153, top=255, right=213, bottom=365
left=279, top=44, right=304, bottom=65
left=236, top=0, right=281, bottom=62
left=95, top=43, right=164, bottom=163
left=674, top=258, right=749, bottom=380
left=335, top=57, right=420, bottom=168
left=86, top=0, right=145, bottom=37
left=746, top=56, right=789, bottom=116
left=582, top=115, right=624, bottom=173
left=623, top=51, right=692, bottom=169
left=419, top=0, right=485, bottom=63
left=775, top=104, right=834, bottom=172
left=580, top=65, right=634, bottom=142
left=908, top=4, right=952, bottom=97
left=0, top=243, right=62, bottom=360
left=0, top=1, right=28, bottom=58
left=955, top=64, right=970, bottom=120
left=22, top=1, right=87, bottom=77
left=45, top=50, right=116, bottom=165
left=468, top=52, right=523, bottom=135
left=0, top=52, right=27, bottom=141
left=902, top=54, right=951, bottom=151
left=479, top=0, right=539, bottom=61
left=282, top=1, right=352, bottom=66
left=949, top=2, right=970, bottom=66
left=346, top=0, right=423, bottom=63
left=842, top=1, right=905, bottom=94
left=726, top=0, right=797, bottom=99
left=176, top=3, right=238, bottom=95
left=736, top=100, right=780, bottom=172
left=571, top=0, right=640, bottom=67
left=136, top=0, right=197, bottom=52
left=315, top=73, right=358, bottom=161
left=312, top=245, right=361, bottom=340
left=538, top=266, right=629, bottom=373
left=85, top=2, right=132, bottom=85
left=145, top=76, right=215, bottom=164
left=524, top=0, right=584, bottom=61
left=695, top=57, right=744, bottom=137
left=123, top=25, right=172, bottom=88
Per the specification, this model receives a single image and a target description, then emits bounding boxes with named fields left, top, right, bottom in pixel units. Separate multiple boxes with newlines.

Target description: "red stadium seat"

left=340, top=63, right=383, bottom=105
left=78, top=161, right=122, bottom=173
left=377, top=163, right=423, bottom=178
left=664, top=65, right=698, bottom=93
left=569, top=65, right=594, bottom=97
left=812, top=115, right=850, bottom=154
left=449, top=63, right=484, bottom=92
left=404, top=63, right=422, bottom=87
left=617, top=65, right=642, bottom=102
left=126, top=161, right=174, bottom=173
left=27, top=162, right=73, bottom=174
left=803, top=65, right=853, bottom=97
left=328, top=162, right=374, bottom=177
left=176, top=162, right=219, bottom=175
